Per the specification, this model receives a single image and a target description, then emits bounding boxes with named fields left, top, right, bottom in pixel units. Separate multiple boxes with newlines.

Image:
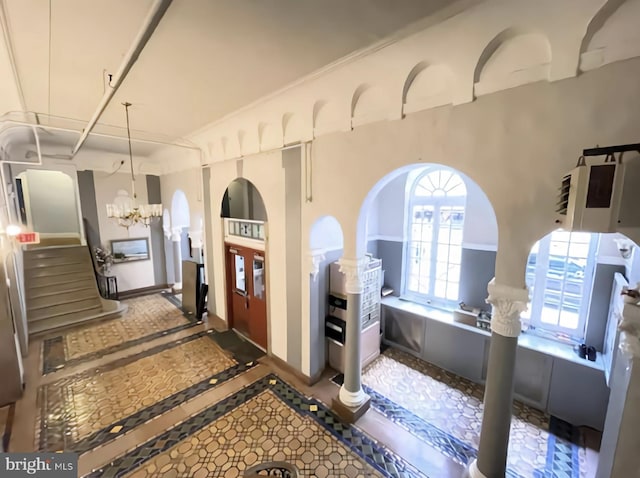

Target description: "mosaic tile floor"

left=89, top=375, right=427, bottom=478
left=37, top=331, right=238, bottom=453
left=42, top=294, right=198, bottom=374
left=354, top=348, right=584, bottom=478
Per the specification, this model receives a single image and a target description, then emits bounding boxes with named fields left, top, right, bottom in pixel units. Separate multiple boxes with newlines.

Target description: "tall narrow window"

left=522, top=230, right=598, bottom=339
left=404, top=168, right=466, bottom=304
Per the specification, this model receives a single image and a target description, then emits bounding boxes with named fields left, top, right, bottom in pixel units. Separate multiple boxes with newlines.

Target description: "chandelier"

left=106, top=102, right=162, bottom=229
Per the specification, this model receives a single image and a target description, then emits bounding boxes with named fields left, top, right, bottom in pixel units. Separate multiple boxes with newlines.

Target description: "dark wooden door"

left=227, top=246, right=250, bottom=337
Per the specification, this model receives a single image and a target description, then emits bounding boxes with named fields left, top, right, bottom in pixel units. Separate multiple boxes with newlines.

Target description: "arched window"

left=522, top=230, right=599, bottom=339
left=404, top=168, right=466, bottom=304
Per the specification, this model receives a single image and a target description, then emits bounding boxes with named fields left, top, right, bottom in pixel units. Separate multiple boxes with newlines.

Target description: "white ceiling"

left=3, top=0, right=456, bottom=144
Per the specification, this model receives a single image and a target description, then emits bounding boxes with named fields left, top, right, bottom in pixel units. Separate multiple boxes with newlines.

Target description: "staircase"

left=24, top=245, right=126, bottom=334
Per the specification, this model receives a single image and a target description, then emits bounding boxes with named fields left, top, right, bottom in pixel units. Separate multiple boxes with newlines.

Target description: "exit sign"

left=17, top=232, right=40, bottom=244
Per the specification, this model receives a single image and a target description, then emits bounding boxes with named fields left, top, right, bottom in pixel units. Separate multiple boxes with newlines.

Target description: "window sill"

left=382, top=296, right=605, bottom=372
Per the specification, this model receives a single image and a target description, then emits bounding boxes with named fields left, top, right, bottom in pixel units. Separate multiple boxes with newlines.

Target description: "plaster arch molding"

left=403, top=63, right=455, bottom=115
left=474, top=29, right=552, bottom=97
left=351, top=84, right=389, bottom=127
left=282, top=112, right=308, bottom=145
left=259, top=122, right=282, bottom=151
left=580, top=0, right=640, bottom=71
left=313, top=101, right=345, bottom=137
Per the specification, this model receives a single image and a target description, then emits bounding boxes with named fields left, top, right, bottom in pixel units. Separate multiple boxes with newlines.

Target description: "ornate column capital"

left=338, top=256, right=368, bottom=294
left=170, top=227, right=182, bottom=242
left=307, top=249, right=326, bottom=282
left=486, top=278, right=529, bottom=338
left=619, top=302, right=640, bottom=360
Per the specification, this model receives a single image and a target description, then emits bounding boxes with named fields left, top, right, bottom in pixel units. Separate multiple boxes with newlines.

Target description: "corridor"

left=0, top=293, right=602, bottom=477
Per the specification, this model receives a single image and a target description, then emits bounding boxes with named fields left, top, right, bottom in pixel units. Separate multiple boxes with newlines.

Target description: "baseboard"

left=118, top=284, right=170, bottom=299
left=205, top=313, right=229, bottom=332
left=268, top=354, right=323, bottom=386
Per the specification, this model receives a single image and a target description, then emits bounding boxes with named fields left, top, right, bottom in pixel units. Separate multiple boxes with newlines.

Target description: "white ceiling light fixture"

left=106, top=102, right=162, bottom=229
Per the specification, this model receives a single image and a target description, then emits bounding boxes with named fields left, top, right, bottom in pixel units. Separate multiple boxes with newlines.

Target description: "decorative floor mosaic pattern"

left=352, top=348, right=583, bottom=478
left=88, top=375, right=427, bottom=478
left=37, top=331, right=237, bottom=453
left=42, top=294, right=198, bottom=374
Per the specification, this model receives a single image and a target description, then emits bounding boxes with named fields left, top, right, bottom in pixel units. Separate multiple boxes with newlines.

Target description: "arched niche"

left=310, top=215, right=344, bottom=252
left=283, top=112, right=305, bottom=145
left=351, top=84, right=389, bottom=127
left=171, top=189, right=190, bottom=229
left=313, top=100, right=342, bottom=137
left=403, top=63, right=454, bottom=115
left=580, top=0, right=640, bottom=72
left=259, top=122, right=281, bottom=151
left=474, top=29, right=552, bottom=97
left=220, top=178, right=267, bottom=222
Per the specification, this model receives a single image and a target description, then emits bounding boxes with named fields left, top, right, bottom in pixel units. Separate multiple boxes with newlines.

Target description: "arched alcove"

left=258, top=122, right=281, bottom=151
left=171, top=189, right=190, bottom=229
left=474, top=29, right=552, bottom=96
left=580, top=0, right=640, bottom=71
left=351, top=84, right=389, bottom=127
left=313, top=100, right=342, bottom=137
left=283, top=112, right=305, bottom=145
left=403, top=63, right=454, bottom=114
left=356, top=162, right=498, bottom=309
left=220, top=178, right=267, bottom=222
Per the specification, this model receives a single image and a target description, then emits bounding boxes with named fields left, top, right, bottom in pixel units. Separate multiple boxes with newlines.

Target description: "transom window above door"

left=404, top=168, right=467, bottom=305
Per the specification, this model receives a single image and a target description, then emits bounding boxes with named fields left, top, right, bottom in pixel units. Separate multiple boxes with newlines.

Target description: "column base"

left=339, top=385, right=367, bottom=407
left=332, top=394, right=370, bottom=424
left=465, top=460, right=488, bottom=478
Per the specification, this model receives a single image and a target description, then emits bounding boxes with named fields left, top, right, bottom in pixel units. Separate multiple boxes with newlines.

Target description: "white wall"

left=23, top=169, right=80, bottom=234
left=93, top=171, right=155, bottom=291
left=309, top=216, right=344, bottom=251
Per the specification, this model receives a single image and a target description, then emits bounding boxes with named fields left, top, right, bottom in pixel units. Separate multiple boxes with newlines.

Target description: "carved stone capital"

left=307, top=249, right=326, bottom=282
left=619, top=303, right=640, bottom=360
left=338, top=256, right=368, bottom=294
left=486, top=278, right=529, bottom=338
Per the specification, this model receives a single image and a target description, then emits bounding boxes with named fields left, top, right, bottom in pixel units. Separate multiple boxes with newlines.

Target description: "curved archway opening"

left=523, top=230, right=638, bottom=349
left=357, top=162, right=498, bottom=310
left=220, top=178, right=267, bottom=222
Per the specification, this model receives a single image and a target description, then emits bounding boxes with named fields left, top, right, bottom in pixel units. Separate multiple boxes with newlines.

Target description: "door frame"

left=224, top=241, right=269, bottom=352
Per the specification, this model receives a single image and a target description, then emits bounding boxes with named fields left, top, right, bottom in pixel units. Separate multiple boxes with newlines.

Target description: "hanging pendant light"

left=106, top=102, right=162, bottom=229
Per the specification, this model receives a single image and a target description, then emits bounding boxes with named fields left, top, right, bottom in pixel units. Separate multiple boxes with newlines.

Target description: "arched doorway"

left=221, top=178, right=268, bottom=350
left=169, top=190, right=190, bottom=287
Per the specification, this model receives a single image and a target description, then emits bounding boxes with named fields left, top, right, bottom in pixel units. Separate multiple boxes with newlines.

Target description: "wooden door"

left=249, top=252, right=267, bottom=349
left=226, top=246, right=250, bottom=337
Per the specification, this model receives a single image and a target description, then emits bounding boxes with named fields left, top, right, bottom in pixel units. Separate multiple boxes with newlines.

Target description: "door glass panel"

left=234, top=255, right=246, bottom=292
left=253, top=259, right=264, bottom=300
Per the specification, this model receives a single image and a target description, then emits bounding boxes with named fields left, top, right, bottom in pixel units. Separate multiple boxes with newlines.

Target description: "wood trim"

left=267, top=354, right=323, bottom=386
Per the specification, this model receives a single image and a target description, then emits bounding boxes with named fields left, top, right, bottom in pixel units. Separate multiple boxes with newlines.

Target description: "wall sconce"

left=615, top=238, right=635, bottom=260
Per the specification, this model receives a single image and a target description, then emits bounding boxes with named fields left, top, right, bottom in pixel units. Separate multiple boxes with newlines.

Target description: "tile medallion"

left=87, top=375, right=427, bottom=478
left=42, top=294, right=199, bottom=374
left=338, top=348, right=583, bottom=478
left=37, top=330, right=261, bottom=454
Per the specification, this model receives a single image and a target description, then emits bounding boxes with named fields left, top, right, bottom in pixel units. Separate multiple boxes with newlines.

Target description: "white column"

left=338, top=256, right=368, bottom=407
left=468, top=278, right=528, bottom=478
left=597, top=300, right=640, bottom=478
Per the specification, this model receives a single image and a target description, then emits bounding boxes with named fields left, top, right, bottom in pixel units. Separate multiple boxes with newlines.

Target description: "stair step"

left=27, top=272, right=94, bottom=289
left=25, top=257, right=88, bottom=268
left=28, top=289, right=99, bottom=310
left=28, top=304, right=127, bottom=335
left=25, top=263, right=92, bottom=278
left=28, top=285, right=96, bottom=300
left=24, top=246, right=88, bottom=260
left=27, top=277, right=95, bottom=294
left=28, top=303, right=103, bottom=323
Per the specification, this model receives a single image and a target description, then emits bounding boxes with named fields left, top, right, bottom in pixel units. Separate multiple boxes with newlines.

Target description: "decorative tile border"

left=332, top=374, right=581, bottom=478
left=39, top=330, right=264, bottom=454
left=42, top=294, right=198, bottom=376
left=86, top=374, right=428, bottom=478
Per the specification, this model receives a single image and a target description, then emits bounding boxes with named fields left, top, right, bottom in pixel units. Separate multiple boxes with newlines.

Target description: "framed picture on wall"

left=111, top=237, right=150, bottom=263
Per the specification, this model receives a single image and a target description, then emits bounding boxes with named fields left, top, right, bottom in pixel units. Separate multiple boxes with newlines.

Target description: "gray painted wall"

left=459, top=248, right=496, bottom=310
left=377, top=240, right=403, bottom=295
left=309, top=249, right=343, bottom=377
left=586, top=263, right=626, bottom=351
left=77, top=170, right=101, bottom=248
left=202, top=167, right=215, bottom=310
left=283, top=148, right=302, bottom=370
left=146, top=175, right=167, bottom=286
left=26, top=169, right=79, bottom=234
